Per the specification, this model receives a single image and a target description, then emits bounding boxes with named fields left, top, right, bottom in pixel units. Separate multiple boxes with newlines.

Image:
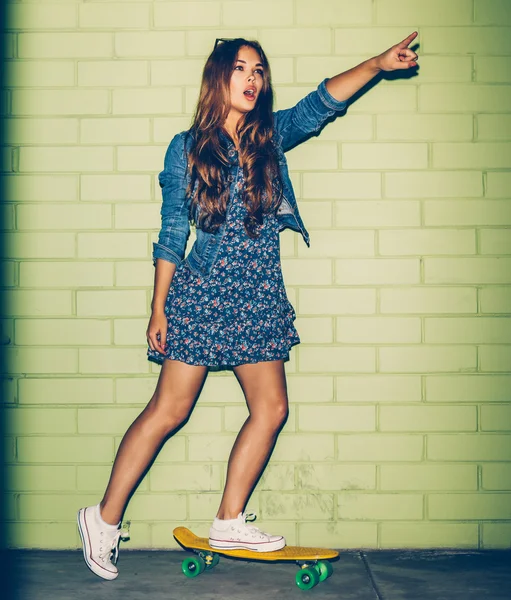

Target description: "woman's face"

left=228, top=45, right=265, bottom=119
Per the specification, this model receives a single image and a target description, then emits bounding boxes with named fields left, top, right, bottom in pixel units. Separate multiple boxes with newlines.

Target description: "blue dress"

left=147, top=168, right=300, bottom=368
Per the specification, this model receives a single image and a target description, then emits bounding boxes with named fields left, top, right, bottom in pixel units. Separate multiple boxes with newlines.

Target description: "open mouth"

left=244, top=88, right=256, bottom=100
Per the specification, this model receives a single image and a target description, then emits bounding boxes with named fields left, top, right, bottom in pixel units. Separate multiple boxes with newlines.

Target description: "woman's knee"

left=251, top=396, right=289, bottom=431
left=144, top=393, right=193, bottom=434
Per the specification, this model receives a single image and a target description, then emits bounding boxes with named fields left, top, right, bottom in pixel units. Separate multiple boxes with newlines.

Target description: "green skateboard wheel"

left=182, top=556, right=206, bottom=578
left=296, top=566, right=319, bottom=590
left=316, top=560, right=333, bottom=581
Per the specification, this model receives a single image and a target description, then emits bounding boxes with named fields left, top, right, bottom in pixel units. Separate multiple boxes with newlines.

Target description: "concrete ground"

left=6, top=548, right=511, bottom=599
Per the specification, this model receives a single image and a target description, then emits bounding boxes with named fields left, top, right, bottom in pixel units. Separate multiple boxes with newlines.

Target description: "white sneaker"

left=209, top=511, right=285, bottom=552
left=77, top=504, right=124, bottom=580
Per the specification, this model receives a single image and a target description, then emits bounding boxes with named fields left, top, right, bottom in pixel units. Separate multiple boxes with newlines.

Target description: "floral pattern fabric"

left=147, top=169, right=300, bottom=368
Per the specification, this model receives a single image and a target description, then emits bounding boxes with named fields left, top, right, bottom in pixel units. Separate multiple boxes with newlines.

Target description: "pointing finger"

left=398, top=31, right=418, bottom=49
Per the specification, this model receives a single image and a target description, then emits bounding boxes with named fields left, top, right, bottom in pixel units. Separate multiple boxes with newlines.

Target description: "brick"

left=410, top=56, right=474, bottom=82
left=480, top=346, right=511, bottom=372
left=425, top=27, right=511, bottom=54
left=7, top=348, right=78, bottom=374
left=386, top=171, right=483, bottom=198
left=7, top=523, right=78, bottom=549
left=335, top=259, right=420, bottom=285
left=188, top=434, right=236, bottom=462
left=154, top=1, right=220, bottom=27
left=426, top=375, right=511, bottom=403
left=430, top=493, right=511, bottom=520
left=4, top=60, right=75, bottom=88
left=17, top=204, right=111, bottom=230
left=482, top=523, right=511, bottom=548
left=81, top=174, right=151, bottom=201
left=337, top=376, right=421, bottom=403
left=426, top=317, right=511, bottom=344
left=79, top=2, right=150, bottom=28
left=420, top=84, right=511, bottom=112
left=381, top=406, right=477, bottom=432
left=79, top=61, right=147, bottom=87
left=287, top=142, right=338, bottom=171
left=480, top=288, right=511, bottom=314
left=299, top=288, right=376, bottom=315
left=77, top=233, right=147, bottom=259
left=261, top=492, right=334, bottom=520
left=187, top=493, right=229, bottom=520
left=3, top=232, right=76, bottom=259
left=481, top=229, right=511, bottom=254
left=296, top=0, right=371, bottom=25
left=2, top=147, right=12, bottom=173
left=339, top=493, right=423, bottom=520
left=19, top=378, right=113, bottom=405
left=336, top=201, right=421, bottom=228
left=195, top=375, right=245, bottom=404
left=425, top=201, right=511, bottom=227
left=299, top=405, right=375, bottom=431
left=342, top=143, right=428, bottom=170
left=113, top=318, right=146, bottom=345
left=338, top=434, right=423, bottom=461
left=5, top=118, right=77, bottom=145
left=336, top=317, right=420, bottom=344
left=18, top=436, right=113, bottom=463
left=425, top=258, right=511, bottom=284
left=335, top=27, right=413, bottom=55
left=281, top=259, right=331, bottom=285
left=294, top=317, right=333, bottom=343
left=296, top=56, right=365, bottom=84
left=78, top=408, right=140, bottom=435
left=481, top=405, right=511, bottom=432
left=313, top=114, right=373, bottom=141
left=16, top=319, right=110, bottom=346
left=19, top=33, right=112, bottom=58
left=1, top=263, right=16, bottom=288
left=224, top=405, right=296, bottom=433
left=295, top=203, right=332, bottom=229
left=19, top=493, right=97, bottom=521
left=5, top=408, right=76, bottom=435
left=1, top=290, right=65, bottom=317
left=272, top=433, right=335, bottom=462
left=386, top=287, right=471, bottom=315
left=114, top=203, right=159, bottom=230
left=118, top=146, right=169, bottom=172
left=6, top=466, right=75, bottom=492
left=482, top=465, right=511, bottom=490
left=113, top=89, right=181, bottom=115
left=380, top=346, right=477, bottom=373
left=126, top=494, right=186, bottom=521
left=299, top=347, right=376, bottom=374
left=150, top=59, right=204, bottom=86
left=381, top=523, right=478, bottom=548
left=6, top=174, right=77, bottom=202
left=151, top=436, right=186, bottom=464
left=20, top=147, right=113, bottom=172
left=150, top=465, right=221, bottom=492
left=476, top=57, right=511, bottom=83
left=351, top=86, right=417, bottom=114
left=428, top=434, right=511, bottom=461
left=378, top=114, right=473, bottom=142
left=256, top=465, right=295, bottom=491
left=181, top=407, right=222, bottom=434
left=1, top=377, right=16, bottom=404
left=260, top=29, right=331, bottom=56
left=381, top=465, right=477, bottom=492
left=7, top=3, right=77, bottom=29
left=299, top=521, right=377, bottom=548
left=153, top=117, right=197, bottom=143
left=115, top=376, right=159, bottom=404
left=79, top=349, right=149, bottom=374
left=20, top=262, right=113, bottom=289
left=304, top=173, right=381, bottom=199
left=380, top=229, right=476, bottom=256
left=478, top=115, right=511, bottom=140
left=186, top=29, right=258, bottom=57
left=379, top=0, right=472, bottom=24
left=268, top=57, right=294, bottom=85
left=77, top=465, right=146, bottom=492
left=433, top=143, right=511, bottom=169
left=115, top=32, right=185, bottom=58
left=486, top=172, right=511, bottom=198
left=476, top=0, right=511, bottom=24
left=297, top=464, right=375, bottom=491
left=115, top=262, right=153, bottom=287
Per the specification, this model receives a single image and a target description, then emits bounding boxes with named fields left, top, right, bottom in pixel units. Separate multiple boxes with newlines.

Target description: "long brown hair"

left=186, top=38, right=283, bottom=238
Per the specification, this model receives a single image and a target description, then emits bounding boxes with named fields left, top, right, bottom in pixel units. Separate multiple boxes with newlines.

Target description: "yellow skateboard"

left=173, top=526, right=339, bottom=591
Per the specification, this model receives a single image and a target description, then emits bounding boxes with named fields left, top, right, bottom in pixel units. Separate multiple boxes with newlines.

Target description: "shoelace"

left=240, top=512, right=268, bottom=537
left=99, top=524, right=130, bottom=565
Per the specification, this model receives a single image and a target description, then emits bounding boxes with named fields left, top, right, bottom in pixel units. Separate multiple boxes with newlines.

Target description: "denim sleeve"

left=273, top=78, right=348, bottom=152
left=152, top=132, right=191, bottom=267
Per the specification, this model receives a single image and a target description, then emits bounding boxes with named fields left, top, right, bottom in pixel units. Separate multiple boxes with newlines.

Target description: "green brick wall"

left=2, top=0, right=511, bottom=550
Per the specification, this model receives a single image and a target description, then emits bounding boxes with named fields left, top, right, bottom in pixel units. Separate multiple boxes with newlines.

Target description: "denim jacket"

left=152, top=78, right=347, bottom=277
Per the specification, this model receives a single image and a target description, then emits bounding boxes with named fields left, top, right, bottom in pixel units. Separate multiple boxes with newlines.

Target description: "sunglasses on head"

left=214, top=38, right=235, bottom=49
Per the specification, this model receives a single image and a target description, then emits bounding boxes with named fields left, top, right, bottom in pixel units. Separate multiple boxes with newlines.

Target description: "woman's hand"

left=376, top=32, right=419, bottom=72
left=147, top=310, right=168, bottom=355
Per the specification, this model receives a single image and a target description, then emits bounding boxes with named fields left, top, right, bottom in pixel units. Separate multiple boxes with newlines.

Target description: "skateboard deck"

left=173, top=526, right=339, bottom=590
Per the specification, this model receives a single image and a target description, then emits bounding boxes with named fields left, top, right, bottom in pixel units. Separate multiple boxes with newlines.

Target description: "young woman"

left=78, top=34, right=418, bottom=580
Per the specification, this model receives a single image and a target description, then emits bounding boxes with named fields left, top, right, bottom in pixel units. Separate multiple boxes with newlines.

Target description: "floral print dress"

left=147, top=168, right=300, bottom=368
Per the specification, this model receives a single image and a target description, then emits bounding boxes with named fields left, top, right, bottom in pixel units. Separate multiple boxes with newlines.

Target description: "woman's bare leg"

left=216, top=359, right=288, bottom=520
left=100, top=359, right=208, bottom=525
